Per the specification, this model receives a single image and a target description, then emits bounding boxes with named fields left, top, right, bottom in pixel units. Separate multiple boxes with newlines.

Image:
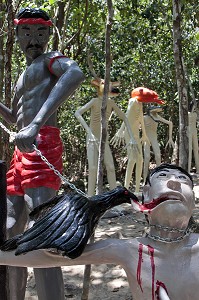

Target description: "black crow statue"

left=1, top=187, right=138, bottom=259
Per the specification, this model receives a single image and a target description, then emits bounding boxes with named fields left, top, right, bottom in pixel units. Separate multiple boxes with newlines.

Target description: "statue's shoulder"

left=43, top=51, right=67, bottom=64
left=44, top=51, right=64, bottom=60
left=32, top=52, right=65, bottom=68
left=43, top=52, right=70, bottom=74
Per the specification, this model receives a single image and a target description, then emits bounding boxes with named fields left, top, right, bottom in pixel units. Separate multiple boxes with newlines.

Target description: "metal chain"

left=0, top=122, right=16, bottom=142
left=149, top=223, right=188, bottom=233
left=124, top=214, right=191, bottom=233
left=146, top=227, right=193, bottom=243
left=123, top=214, right=195, bottom=242
left=32, top=145, right=87, bottom=197
left=0, top=120, right=196, bottom=242
left=0, top=121, right=87, bottom=197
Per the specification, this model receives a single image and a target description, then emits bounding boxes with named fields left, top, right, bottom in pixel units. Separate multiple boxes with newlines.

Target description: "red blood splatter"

left=148, top=245, right=155, bottom=300
left=137, top=243, right=144, bottom=292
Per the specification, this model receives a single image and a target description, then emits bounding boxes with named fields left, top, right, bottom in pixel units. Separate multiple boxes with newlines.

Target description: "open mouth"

left=111, top=87, right=120, bottom=93
left=110, top=88, right=120, bottom=96
left=139, top=195, right=182, bottom=211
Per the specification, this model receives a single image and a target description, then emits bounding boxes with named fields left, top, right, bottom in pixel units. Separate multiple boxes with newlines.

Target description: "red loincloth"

left=7, top=126, right=63, bottom=196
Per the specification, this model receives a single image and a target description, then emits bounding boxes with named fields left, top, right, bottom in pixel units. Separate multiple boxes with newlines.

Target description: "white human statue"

left=75, top=78, right=137, bottom=196
left=143, top=105, right=175, bottom=183
left=188, top=101, right=199, bottom=173
left=112, top=87, right=164, bottom=193
left=1, top=163, right=198, bottom=300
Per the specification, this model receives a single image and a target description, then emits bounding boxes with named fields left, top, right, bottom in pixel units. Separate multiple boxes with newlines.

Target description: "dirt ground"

left=24, top=175, right=199, bottom=300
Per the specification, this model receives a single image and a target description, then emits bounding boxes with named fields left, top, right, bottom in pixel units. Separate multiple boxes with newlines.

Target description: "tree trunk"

left=172, top=0, right=189, bottom=170
left=52, top=1, right=65, bottom=51
left=81, top=2, right=114, bottom=299
left=96, top=0, right=113, bottom=194
left=3, top=0, right=15, bottom=165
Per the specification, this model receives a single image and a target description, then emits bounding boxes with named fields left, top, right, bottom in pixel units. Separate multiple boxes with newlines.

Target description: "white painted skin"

left=75, top=79, right=137, bottom=196
left=1, top=167, right=198, bottom=300
left=111, top=97, right=150, bottom=193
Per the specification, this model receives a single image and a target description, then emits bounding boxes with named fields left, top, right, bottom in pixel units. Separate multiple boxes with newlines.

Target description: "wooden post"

left=81, top=1, right=114, bottom=299
left=172, top=0, right=189, bottom=170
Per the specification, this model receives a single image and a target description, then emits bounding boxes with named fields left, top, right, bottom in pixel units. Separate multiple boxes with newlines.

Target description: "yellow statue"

left=143, top=105, right=175, bottom=183
left=188, top=101, right=199, bottom=173
left=112, top=87, right=164, bottom=193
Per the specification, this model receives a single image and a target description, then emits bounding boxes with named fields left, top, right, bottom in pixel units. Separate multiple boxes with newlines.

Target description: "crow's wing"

left=2, top=187, right=138, bottom=259
left=29, top=194, right=67, bottom=221
left=15, top=193, right=90, bottom=258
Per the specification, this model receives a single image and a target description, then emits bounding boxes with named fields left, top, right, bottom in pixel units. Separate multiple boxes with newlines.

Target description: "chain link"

left=0, top=121, right=16, bottom=142
left=123, top=214, right=194, bottom=242
left=124, top=214, right=190, bottom=233
left=149, top=223, right=188, bottom=233
left=32, top=145, right=87, bottom=197
left=146, top=228, right=193, bottom=243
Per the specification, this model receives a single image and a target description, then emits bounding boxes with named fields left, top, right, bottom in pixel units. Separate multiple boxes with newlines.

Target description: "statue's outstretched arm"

left=0, top=238, right=130, bottom=268
left=110, top=122, right=125, bottom=148
left=156, top=115, right=175, bottom=148
left=75, top=98, right=99, bottom=146
left=110, top=100, right=136, bottom=148
left=75, top=99, right=95, bottom=133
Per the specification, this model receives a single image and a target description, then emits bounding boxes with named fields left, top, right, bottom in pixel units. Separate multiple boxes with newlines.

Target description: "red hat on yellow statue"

left=131, top=87, right=165, bottom=105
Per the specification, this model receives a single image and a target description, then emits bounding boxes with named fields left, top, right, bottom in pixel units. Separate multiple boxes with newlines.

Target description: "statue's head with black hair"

left=14, top=7, right=53, bottom=64
left=14, top=7, right=53, bottom=27
left=145, top=163, right=193, bottom=188
left=16, top=7, right=51, bottom=21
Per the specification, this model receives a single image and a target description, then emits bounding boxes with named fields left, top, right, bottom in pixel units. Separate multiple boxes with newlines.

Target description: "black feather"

left=0, top=234, right=22, bottom=251
left=1, top=186, right=138, bottom=259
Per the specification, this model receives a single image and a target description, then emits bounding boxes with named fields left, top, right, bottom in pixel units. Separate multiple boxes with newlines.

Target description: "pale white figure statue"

left=188, top=101, right=199, bottom=173
left=143, top=105, right=175, bottom=183
left=75, top=78, right=136, bottom=196
left=112, top=97, right=147, bottom=193
left=1, top=163, right=198, bottom=300
left=112, top=87, right=164, bottom=193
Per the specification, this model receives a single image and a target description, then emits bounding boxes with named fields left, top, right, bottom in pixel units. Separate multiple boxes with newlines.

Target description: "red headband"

left=14, top=18, right=53, bottom=26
